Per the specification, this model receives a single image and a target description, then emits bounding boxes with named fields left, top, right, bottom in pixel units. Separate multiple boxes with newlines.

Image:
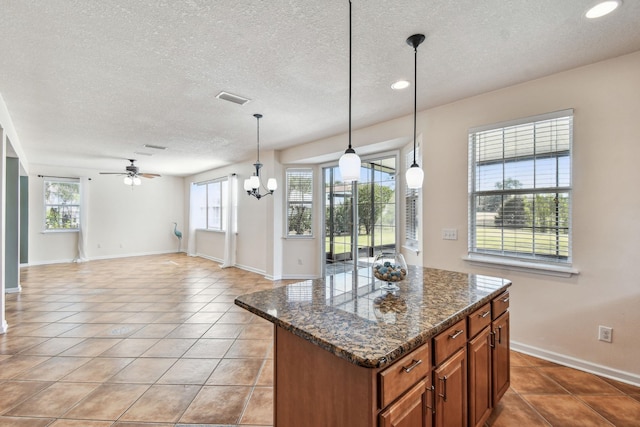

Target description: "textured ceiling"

left=1, top=0, right=639, bottom=176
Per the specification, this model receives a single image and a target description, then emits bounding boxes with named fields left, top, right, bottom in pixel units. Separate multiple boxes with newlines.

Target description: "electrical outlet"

left=442, top=228, right=458, bottom=240
left=598, top=325, right=613, bottom=343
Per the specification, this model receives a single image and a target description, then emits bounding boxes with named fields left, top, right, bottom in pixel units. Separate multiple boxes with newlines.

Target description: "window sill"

left=42, top=229, right=79, bottom=234
left=463, top=254, right=579, bottom=278
left=284, top=235, right=315, bottom=240
left=402, top=245, right=420, bottom=256
left=196, top=228, right=225, bottom=234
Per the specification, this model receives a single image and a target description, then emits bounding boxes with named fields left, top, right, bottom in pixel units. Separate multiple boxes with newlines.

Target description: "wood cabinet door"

left=468, top=326, right=492, bottom=427
left=492, top=311, right=510, bottom=404
left=434, top=348, right=467, bottom=427
left=379, top=379, right=430, bottom=427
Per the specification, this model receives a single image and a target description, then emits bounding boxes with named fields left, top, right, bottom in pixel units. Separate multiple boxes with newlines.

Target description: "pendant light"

left=338, top=0, right=361, bottom=182
left=244, top=113, right=277, bottom=199
left=405, top=34, right=426, bottom=189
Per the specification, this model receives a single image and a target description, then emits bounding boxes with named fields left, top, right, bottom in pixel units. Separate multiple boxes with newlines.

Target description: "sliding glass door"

left=323, top=156, right=397, bottom=276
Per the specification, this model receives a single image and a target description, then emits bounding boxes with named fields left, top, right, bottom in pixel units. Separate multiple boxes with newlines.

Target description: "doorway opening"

left=323, top=156, right=397, bottom=278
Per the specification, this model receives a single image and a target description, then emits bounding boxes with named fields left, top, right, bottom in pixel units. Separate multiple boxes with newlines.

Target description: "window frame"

left=194, top=177, right=228, bottom=232
left=285, top=168, right=314, bottom=238
left=43, top=178, right=81, bottom=232
left=466, top=109, right=577, bottom=276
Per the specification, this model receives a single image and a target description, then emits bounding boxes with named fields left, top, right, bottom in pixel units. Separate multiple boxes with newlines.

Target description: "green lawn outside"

left=326, top=228, right=396, bottom=254
left=476, top=226, right=569, bottom=257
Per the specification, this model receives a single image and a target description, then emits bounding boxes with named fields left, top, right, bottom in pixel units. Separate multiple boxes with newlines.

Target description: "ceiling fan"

left=100, top=159, right=160, bottom=186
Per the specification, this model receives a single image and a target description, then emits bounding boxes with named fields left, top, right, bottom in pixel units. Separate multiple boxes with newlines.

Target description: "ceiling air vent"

left=216, top=91, right=251, bottom=106
left=143, top=144, right=167, bottom=150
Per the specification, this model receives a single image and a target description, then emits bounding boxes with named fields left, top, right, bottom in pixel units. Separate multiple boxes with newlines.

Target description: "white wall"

left=28, top=164, right=185, bottom=264
left=418, top=51, right=640, bottom=379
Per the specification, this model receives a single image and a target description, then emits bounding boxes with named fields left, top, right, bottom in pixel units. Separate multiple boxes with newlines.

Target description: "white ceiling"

left=1, top=0, right=639, bottom=177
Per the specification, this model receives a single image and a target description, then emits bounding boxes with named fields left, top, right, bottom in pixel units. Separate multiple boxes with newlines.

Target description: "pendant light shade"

left=405, top=33, right=426, bottom=190
left=338, top=0, right=361, bottom=182
left=267, top=178, right=277, bottom=191
left=339, top=149, right=361, bottom=182
left=406, top=165, right=424, bottom=189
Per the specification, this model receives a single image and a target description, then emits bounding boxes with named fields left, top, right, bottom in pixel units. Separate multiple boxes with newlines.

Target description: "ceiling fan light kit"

left=244, top=113, right=277, bottom=200
left=100, top=159, right=160, bottom=187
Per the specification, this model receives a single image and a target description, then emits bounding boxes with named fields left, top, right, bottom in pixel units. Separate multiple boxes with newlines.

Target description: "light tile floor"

left=1, top=253, right=639, bottom=426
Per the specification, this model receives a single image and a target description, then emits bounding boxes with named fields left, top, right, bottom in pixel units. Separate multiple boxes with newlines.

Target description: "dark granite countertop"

left=235, top=266, right=511, bottom=369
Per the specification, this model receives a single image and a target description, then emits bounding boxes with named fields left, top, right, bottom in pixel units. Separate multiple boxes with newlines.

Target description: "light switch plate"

left=442, top=228, right=458, bottom=240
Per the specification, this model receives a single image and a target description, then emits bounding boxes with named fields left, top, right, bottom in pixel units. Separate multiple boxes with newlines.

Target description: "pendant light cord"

left=412, top=42, right=418, bottom=166
left=256, top=115, right=260, bottom=163
left=348, top=0, right=352, bottom=151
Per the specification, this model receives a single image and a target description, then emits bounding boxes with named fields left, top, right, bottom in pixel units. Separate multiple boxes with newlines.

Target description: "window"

left=405, top=145, right=420, bottom=248
left=468, top=109, right=572, bottom=264
left=286, top=169, right=313, bottom=236
left=193, top=178, right=228, bottom=230
left=44, top=179, right=80, bottom=231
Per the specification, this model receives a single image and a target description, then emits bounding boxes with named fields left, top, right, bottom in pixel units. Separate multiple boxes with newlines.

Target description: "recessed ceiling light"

left=391, top=80, right=410, bottom=90
left=585, top=0, right=621, bottom=19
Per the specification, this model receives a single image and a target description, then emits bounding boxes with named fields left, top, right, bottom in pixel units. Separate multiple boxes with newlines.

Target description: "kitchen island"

left=235, top=266, right=511, bottom=427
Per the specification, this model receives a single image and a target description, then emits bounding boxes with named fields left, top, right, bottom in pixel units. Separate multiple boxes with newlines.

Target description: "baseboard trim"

left=511, top=341, right=640, bottom=387
left=281, top=274, right=320, bottom=280
left=22, top=250, right=183, bottom=267
left=0, top=320, right=8, bottom=334
left=5, top=285, right=22, bottom=294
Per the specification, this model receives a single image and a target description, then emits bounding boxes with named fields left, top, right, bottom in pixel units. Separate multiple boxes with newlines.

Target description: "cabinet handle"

left=502, top=296, right=510, bottom=303
left=490, top=330, right=496, bottom=348
left=479, top=310, right=491, bottom=318
left=438, top=375, right=448, bottom=402
left=449, top=329, right=464, bottom=340
left=426, top=384, right=436, bottom=414
left=497, top=325, right=503, bottom=344
left=402, top=359, right=422, bottom=373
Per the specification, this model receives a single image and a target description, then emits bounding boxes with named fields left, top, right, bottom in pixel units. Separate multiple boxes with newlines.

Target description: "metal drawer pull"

left=438, top=375, right=448, bottom=401
left=479, top=310, right=491, bottom=318
left=449, top=329, right=464, bottom=339
left=426, top=384, right=436, bottom=414
left=490, top=330, right=496, bottom=348
left=502, top=296, right=510, bottom=303
left=402, top=358, right=423, bottom=373
left=498, top=325, right=503, bottom=344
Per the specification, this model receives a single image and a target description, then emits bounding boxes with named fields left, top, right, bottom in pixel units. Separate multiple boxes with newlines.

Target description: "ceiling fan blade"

left=139, top=173, right=161, bottom=178
left=99, top=172, right=126, bottom=175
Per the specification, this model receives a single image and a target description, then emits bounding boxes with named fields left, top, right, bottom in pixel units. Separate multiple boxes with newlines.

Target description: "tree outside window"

left=287, top=169, right=313, bottom=236
left=469, top=111, right=572, bottom=263
left=45, top=180, right=80, bottom=230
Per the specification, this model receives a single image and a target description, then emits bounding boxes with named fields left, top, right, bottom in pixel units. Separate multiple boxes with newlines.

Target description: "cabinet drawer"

left=492, top=291, right=510, bottom=320
left=379, top=342, right=431, bottom=409
left=379, top=378, right=427, bottom=427
left=468, top=303, right=492, bottom=339
left=433, top=319, right=466, bottom=366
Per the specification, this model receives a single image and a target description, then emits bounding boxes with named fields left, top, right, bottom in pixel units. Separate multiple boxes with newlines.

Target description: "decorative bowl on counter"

left=372, top=252, right=407, bottom=291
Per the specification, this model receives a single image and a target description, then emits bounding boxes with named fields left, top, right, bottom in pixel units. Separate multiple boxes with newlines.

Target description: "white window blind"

left=286, top=169, right=313, bottom=236
left=405, top=146, right=420, bottom=244
left=468, top=109, right=572, bottom=263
